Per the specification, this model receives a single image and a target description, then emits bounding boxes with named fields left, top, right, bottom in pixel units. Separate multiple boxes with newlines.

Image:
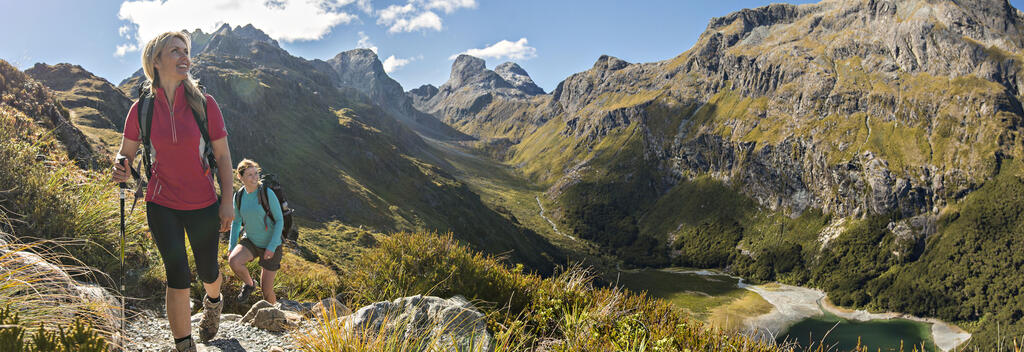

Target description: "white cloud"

left=115, top=0, right=360, bottom=56
left=323, top=0, right=372, bottom=13
left=354, top=0, right=373, bottom=13
left=356, top=31, right=378, bottom=54
left=114, top=43, right=139, bottom=57
left=375, top=0, right=473, bottom=33
left=382, top=55, right=415, bottom=73
left=423, top=0, right=475, bottom=14
left=377, top=3, right=416, bottom=24
left=449, top=38, right=537, bottom=61
left=386, top=11, right=441, bottom=33
left=377, top=4, right=441, bottom=33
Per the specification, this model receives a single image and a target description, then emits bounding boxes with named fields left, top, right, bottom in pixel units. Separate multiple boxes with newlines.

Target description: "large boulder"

left=345, top=295, right=491, bottom=350
left=241, top=300, right=302, bottom=332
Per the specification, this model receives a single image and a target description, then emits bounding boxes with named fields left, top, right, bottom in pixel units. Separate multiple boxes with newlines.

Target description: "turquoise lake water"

left=616, top=269, right=936, bottom=351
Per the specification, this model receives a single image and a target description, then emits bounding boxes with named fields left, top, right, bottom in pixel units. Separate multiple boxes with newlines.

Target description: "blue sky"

left=2, top=0, right=1023, bottom=93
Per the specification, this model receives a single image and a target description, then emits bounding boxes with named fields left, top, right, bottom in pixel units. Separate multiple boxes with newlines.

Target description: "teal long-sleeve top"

left=229, top=186, right=284, bottom=254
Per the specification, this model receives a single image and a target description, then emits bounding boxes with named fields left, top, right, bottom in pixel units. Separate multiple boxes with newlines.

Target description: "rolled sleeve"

left=123, top=101, right=141, bottom=142
left=205, top=94, right=227, bottom=140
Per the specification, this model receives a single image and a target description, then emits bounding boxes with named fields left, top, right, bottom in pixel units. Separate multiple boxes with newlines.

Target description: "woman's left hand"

left=219, top=201, right=234, bottom=232
left=263, top=250, right=274, bottom=260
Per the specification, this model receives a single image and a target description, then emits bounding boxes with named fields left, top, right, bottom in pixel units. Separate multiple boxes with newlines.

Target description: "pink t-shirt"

left=123, top=83, right=228, bottom=210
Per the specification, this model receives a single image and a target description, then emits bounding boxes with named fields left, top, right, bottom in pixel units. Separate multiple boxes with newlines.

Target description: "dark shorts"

left=147, top=201, right=221, bottom=289
left=239, top=237, right=283, bottom=271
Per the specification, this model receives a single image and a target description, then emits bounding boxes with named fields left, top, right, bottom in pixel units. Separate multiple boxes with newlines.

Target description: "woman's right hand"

left=112, top=154, right=130, bottom=183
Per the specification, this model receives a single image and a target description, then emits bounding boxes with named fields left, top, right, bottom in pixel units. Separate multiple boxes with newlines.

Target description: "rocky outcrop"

left=344, top=295, right=491, bottom=350
left=668, top=135, right=937, bottom=219
left=414, top=55, right=550, bottom=141
left=241, top=300, right=303, bottom=332
left=234, top=297, right=353, bottom=332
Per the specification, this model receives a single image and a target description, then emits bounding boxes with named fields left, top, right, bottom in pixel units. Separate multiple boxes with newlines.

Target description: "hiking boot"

left=167, top=337, right=197, bottom=352
left=237, top=282, right=256, bottom=303
left=198, top=296, right=223, bottom=342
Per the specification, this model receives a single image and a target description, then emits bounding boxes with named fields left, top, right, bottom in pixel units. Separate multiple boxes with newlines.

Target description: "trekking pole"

left=116, top=156, right=129, bottom=336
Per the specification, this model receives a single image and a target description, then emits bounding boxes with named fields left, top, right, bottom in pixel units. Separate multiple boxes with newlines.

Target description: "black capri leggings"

left=147, top=201, right=221, bottom=289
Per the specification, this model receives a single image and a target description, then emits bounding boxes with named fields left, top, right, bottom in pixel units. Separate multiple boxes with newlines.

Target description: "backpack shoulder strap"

left=137, top=85, right=156, bottom=179
left=257, top=184, right=276, bottom=228
left=235, top=188, right=245, bottom=227
left=259, top=185, right=275, bottom=223
left=189, top=86, right=218, bottom=182
left=190, top=96, right=211, bottom=145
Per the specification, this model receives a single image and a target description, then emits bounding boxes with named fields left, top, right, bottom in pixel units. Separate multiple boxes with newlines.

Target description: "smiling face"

left=240, top=166, right=260, bottom=189
left=154, top=37, right=190, bottom=84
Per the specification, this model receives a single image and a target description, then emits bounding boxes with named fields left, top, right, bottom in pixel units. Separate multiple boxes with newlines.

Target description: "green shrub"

left=0, top=306, right=107, bottom=352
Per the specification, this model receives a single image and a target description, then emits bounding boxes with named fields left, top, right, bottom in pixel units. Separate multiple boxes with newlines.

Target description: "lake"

left=781, top=310, right=935, bottom=351
left=616, top=268, right=938, bottom=351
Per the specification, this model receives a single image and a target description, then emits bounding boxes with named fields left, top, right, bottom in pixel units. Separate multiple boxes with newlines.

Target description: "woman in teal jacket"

left=228, top=159, right=284, bottom=304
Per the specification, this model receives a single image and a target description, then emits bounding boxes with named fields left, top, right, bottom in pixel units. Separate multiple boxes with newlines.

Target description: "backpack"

left=136, top=82, right=217, bottom=182
left=234, top=173, right=296, bottom=244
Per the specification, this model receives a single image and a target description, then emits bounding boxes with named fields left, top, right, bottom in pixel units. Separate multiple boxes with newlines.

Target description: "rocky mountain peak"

left=592, top=55, right=630, bottom=72
left=449, top=54, right=490, bottom=88
left=236, top=24, right=278, bottom=45
left=328, top=48, right=386, bottom=77
left=495, top=62, right=544, bottom=95
left=324, top=48, right=467, bottom=140
left=409, top=84, right=438, bottom=97
left=202, top=23, right=286, bottom=60
left=407, top=84, right=439, bottom=106
left=494, top=62, right=528, bottom=77
left=211, top=23, right=279, bottom=47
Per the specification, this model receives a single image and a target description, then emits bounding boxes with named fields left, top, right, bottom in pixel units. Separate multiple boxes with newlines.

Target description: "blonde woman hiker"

left=228, top=159, right=285, bottom=305
left=111, top=31, right=233, bottom=351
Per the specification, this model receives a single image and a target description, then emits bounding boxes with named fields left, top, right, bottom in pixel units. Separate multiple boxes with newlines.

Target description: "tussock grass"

left=0, top=233, right=115, bottom=350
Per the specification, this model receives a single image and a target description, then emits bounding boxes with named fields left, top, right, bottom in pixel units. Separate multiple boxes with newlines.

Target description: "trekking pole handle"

left=115, top=155, right=130, bottom=196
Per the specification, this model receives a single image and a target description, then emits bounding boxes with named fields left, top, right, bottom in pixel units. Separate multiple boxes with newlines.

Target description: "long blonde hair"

left=141, top=31, right=205, bottom=120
